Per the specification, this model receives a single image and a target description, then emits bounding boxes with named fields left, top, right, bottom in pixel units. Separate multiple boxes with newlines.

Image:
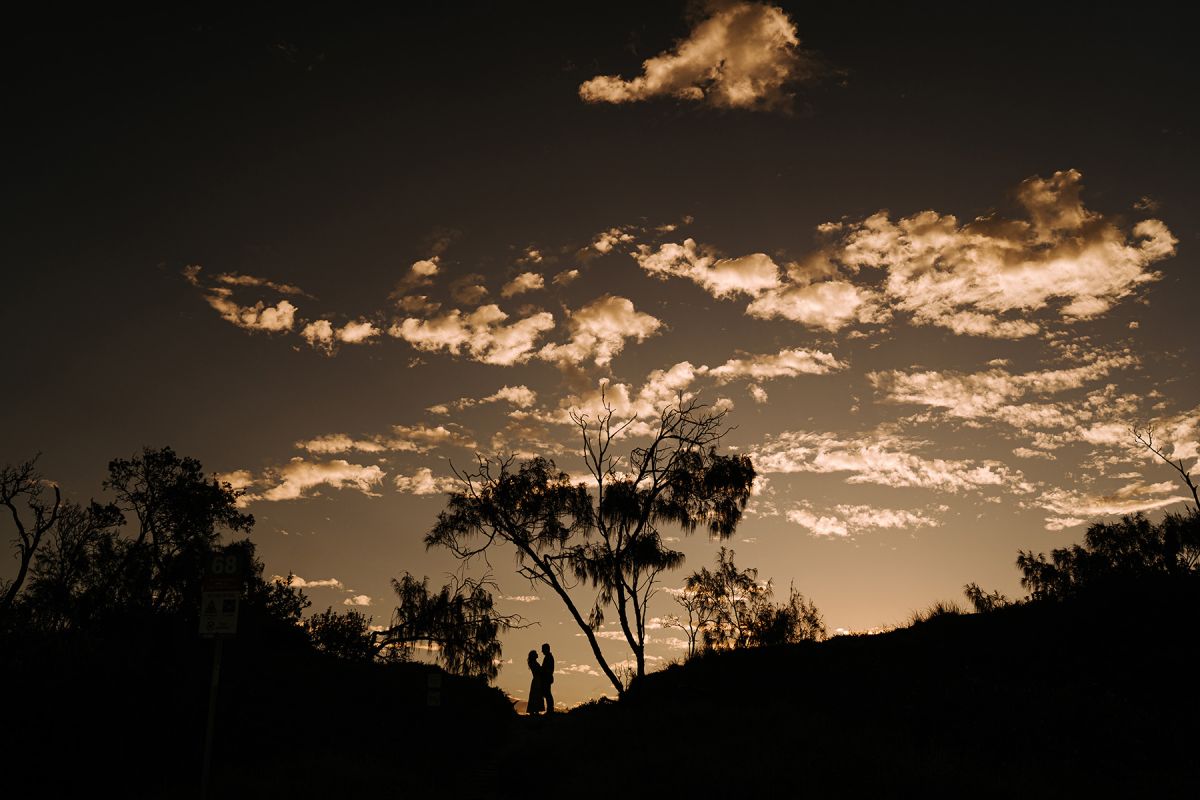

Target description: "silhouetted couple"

left=526, top=643, right=555, bottom=715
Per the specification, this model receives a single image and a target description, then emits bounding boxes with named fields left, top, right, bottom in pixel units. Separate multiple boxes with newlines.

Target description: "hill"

left=487, top=578, right=1200, bottom=798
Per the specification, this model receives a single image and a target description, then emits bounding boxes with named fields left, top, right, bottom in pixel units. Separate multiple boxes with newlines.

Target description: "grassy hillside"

left=489, top=579, right=1199, bottom=798
left=5, top=579, right=1196, bottom=798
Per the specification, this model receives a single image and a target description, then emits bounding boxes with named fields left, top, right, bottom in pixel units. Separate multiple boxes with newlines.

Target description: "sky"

left=4, top=3, right=1198, bottom=706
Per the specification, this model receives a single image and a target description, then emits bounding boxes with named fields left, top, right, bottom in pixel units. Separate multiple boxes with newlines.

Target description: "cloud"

left=579, top=2, right=813, bottom=112
left=211, top=272, right=308, bottom=296
left=273, top=575, right=345, bottom=590
left=748, top=384, right=769, bottom=403
left=630, top=171, right=1175, bottom=338
left=390, top=305, right=556, bottom=365
left=635, top=240, right=782, bottom=298
left=411, top=258, right=440, bottom=278
left=395, top=295, right=442, bottom=314
left=501, top=272, right=545, bottom=298
left=553, top=269, right=581, bottom=286
left=539, top=295, right=662, bottom=367
left=301, top=319, right=382, bottom=353
left=1038, top=480, right=1191, bottom=530
left=868, top=351, right=1138, bottom=419
left=833, top=169, right=1176, bottom=336
left=343, top=595, right=372, bottom=607
left=429, top=384, right=539, bottom=415
left=592, top=226, right=636, bottom=254
left=745, top=280, right=884, bottom=331
left=551, top=362, right=703, bottom=432
left=199, top=287, right=298, bottom=332
left=786, top=503, right=941, bottom=537
left=559, top=663, right=601, bottom=677
left=486, top=385, right=538, bottom=406
left=297, top=424, right=476, bottom=455
left=394, top=467, right=459, bottom=496
left=709, top=347, right=847, bottom=382
left=450, top=274, right=491, bottom=305
left=392, top=257, right=442, bottom=296
left=502, top=595, right=539, bottom=603
left=216, top=469, right=256, bottom=491
left=634, top=239, right=883, bottom=332
left=244, top=458, right=387, bottom=502
left=753, top=430, right=1026, bottom=493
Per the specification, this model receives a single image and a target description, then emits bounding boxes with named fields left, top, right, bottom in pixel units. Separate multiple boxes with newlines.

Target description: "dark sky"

left=5, top=3, right=1198, bottom=704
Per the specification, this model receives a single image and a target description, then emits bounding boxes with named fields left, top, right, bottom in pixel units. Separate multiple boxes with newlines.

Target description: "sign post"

left=200, top=552, right=244, bottom=800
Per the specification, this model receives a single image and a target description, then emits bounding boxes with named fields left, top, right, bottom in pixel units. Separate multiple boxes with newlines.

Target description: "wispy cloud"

left=753, top=430, right=1027, bottom=493
left=1037, top=480, right=1190, bottom=530
left=394, top=467, right=459, bottom=496
left=271, top=575, right=345, bottom=590
left=296, top=424, right=476, bottom=455
left=786, top=502, right=942, bottom=538
left=238, top=458, right=387, bottom=503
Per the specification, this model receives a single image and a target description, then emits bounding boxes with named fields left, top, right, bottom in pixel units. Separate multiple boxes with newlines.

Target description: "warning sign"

left=200, top=590, right=240, bottom=637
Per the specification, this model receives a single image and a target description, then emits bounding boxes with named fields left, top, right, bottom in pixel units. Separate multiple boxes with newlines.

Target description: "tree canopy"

left=426, top=396, right=756, bottom=694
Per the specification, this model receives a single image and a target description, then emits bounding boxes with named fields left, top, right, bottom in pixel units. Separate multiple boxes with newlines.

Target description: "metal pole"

left=201, top=637, right=223, bottom=800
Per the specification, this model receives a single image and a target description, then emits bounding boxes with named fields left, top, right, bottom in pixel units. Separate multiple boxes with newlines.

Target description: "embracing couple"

left=526, top=643, right=555, bottom=715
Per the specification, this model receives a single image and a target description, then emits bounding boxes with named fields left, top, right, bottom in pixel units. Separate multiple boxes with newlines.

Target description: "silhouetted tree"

left=1017, top=510, right=1200, bottom=601
left=661, top=587, right=716, bottom=658
left=23, top=499, right=124, bottom=630
left=1, top=456, right=61, bottom=608
left=103, top=446, right=254, bottom=612
left=370, top=572, right=515, bottom=681
left=685, top=546, right=768, bottom=649
left=753, top=583, right=827, bottom=645
left=963, top=582, right=1011, bottom=613
left=305, top=606, right=377, bottom=662
left=5, top=448, right=307, bottom=638
left=426, top=396, right=755, bottom=694
left=683, top=548, right=825, bottom=651
left=1133, top=424, right=1199, bottom=509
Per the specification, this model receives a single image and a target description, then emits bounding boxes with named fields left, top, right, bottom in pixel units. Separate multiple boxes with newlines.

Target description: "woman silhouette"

left=527, top=650, right=545, bottom=715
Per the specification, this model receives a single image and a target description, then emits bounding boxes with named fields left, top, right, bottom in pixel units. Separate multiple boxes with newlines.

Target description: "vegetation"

left=4, top=421, right=1199, bottom=795
left=663, top=546, right=825, bottom=655
left=426, top=396, right=757, bottom=694
left=0, top=446, right=514, bottom=798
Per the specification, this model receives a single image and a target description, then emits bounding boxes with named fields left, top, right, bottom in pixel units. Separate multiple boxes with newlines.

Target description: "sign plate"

left=202, top=553, right=245, bottom=593
left=200, top=590, right=240, bottom=637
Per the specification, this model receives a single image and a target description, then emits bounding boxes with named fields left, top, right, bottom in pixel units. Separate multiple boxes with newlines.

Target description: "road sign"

left=200, top=590, right=240, bottom=637
left=201, top=553, right=245, bottom=593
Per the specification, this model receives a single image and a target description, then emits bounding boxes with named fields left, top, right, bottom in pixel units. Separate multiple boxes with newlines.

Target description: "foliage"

left=426, top=396, right=756, bottom=694
left=753, top=583, right=828, bottom=645
left=1017, top=509, right=1200, bottom=601
left=907, top=599, right=965, bottom=625
left=1, top=456, right=62, bottom=607
left=677, top=547, right=825, bottom=652
left=103, top=446, right=254, bottom=612
left=3, top=447, right=307, bottom=637
left=963, top=582, right=1011, bottom=613
left=305, top=606, right=377, bottom=662
left=372, top=572, right=512, bottom=681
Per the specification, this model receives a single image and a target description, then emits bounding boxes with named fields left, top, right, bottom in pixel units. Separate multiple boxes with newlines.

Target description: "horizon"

left=4, top=3, right=1198, bottom=708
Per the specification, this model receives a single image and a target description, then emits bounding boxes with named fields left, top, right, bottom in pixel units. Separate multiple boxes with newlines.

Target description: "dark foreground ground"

left=5, top=582, right=1198, bottom=798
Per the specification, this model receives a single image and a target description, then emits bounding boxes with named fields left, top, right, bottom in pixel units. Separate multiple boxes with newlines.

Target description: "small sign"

left=200, top=590, right=240, bottom=637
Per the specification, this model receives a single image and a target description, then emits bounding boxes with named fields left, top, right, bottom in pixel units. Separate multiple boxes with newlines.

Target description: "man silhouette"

left=540, top=643, right=555, bottom=713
